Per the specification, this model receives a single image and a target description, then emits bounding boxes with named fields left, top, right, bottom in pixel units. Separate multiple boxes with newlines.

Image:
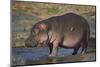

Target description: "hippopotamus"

left=25, top=13, right=90, bottom=57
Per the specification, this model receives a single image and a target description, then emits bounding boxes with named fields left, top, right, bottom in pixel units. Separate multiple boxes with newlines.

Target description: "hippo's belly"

left=62, top=33, right=83, bottom=47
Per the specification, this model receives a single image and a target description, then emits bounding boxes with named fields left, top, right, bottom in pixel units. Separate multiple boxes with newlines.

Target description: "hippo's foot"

left=81, top=51, right=87, bottom=55
left=48, top=54, right=56, bottom=58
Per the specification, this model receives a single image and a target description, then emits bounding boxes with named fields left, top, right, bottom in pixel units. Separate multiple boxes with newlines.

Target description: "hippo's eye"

left=31, top=29, right=36, bottom=34
left=34, top=28, right=39, bottom=34
left=32, top=31, right=35, bottom=35
left=32, top=30, right=38, bottom=36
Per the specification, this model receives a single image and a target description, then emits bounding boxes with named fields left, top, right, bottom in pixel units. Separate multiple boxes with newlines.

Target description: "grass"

left=47, top=7, right=60, bottom=14
left=12, top=1, right=96, bottom=19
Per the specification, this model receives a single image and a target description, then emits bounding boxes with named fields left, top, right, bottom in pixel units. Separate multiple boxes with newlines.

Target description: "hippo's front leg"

left=49, top=41, right=59, bottom=57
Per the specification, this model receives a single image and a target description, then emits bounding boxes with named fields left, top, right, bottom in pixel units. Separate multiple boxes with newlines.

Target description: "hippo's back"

left=45, top=13, right=89, bottom=35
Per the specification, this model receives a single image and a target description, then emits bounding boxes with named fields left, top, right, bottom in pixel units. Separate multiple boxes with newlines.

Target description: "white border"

left=0, top=0, right=10, bottom=67
left=0, top=0, right=100, bottom=67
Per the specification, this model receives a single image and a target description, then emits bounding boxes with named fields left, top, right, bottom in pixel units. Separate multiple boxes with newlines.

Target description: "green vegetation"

left=47, top=7, right=60, bottom=14
left=12, top=1, right=96, bottom=19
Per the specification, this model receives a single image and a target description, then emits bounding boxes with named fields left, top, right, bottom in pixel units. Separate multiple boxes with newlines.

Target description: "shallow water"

left=12, top=47, right=74, bottom=64
left=12, top=46, right=95, bottom=66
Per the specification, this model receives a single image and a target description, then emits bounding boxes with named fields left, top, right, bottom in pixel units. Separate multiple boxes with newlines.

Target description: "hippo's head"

left=25, top=23, right=49, bottom=47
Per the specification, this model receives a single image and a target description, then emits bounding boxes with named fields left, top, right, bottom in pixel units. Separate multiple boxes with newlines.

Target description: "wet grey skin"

left=25, top=13, right=90, bottom=57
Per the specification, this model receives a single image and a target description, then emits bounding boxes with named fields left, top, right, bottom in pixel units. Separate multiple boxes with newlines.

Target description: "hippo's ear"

left=38, top=23, right=48, bottom=31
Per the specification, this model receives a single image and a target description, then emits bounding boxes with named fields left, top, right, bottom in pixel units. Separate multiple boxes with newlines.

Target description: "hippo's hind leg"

left=81, top=41, right=88, bottom=55
left=81, top=32, right=89, bottom=55
left=72, top=45, right=80, bottom=55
